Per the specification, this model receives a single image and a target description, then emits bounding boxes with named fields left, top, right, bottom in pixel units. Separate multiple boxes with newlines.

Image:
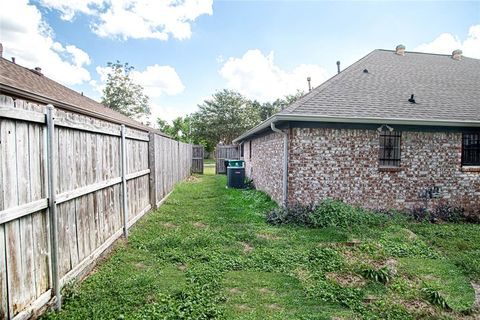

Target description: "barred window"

left=379, top=131, right=401, bottom=167
left=462, top=133, right=480, bottom=166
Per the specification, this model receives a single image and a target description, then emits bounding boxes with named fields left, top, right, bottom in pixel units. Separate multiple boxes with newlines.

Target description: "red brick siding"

left=244, top=132, right=284, bottom=204
left=288, top=128, right=479, bottom=213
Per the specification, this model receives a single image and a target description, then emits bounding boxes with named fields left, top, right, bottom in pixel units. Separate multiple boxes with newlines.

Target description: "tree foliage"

left=157, top=89, right=304, bottom=153
left=101, top=61, right=150, bottom=121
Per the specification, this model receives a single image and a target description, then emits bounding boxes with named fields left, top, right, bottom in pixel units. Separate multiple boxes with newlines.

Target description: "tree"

left=189, top=89, right=261, bottom=152
left=249, top=90, right=305, bottom=121
left=101, top=61, right=150, bottom=121
left=157, top=116, right=194, bottom=143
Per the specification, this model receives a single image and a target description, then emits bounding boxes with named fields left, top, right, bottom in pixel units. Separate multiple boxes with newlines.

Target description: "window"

left=240, top=143, right=244, bottom=158
left=462, top=133, right=480, bottom=166
left=379, top=131, right=401, bottom=167
left=249, top=140, right=252, bottom=159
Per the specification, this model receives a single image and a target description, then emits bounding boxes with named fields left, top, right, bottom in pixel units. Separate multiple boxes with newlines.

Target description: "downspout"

left=270, top=122, right=288, bottom=207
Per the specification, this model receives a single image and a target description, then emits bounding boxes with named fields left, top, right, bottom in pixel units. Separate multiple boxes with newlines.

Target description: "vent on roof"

left=307, top=77, right=312, bottom=91
left=363, top=69, right=369, bottom=73
left=31, top=67, right=43, bottom=76
left=11, top=57, right=15, bottom=63
left=452, top=49, right=462, bottom=61
left=395, top=44, right=406, bottom=56
left=408, top=94, right=416, bottom=104
left=0, top=43, right=3, bottom=58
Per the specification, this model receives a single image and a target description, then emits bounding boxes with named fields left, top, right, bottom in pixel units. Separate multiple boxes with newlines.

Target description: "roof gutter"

left=0, top=83, right=169, bottom=137
left=233, top=114, right=480, bottom=143
left=270, top=122, right=288, bottom=207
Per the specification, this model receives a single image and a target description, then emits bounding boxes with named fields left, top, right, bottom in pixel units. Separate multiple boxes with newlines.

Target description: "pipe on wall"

left=270, top=122, right=288, bottom=207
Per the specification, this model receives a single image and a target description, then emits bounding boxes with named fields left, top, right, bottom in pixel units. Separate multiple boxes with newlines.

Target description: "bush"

left=310, top=199, right=387, bottom=228
left=361, top=266, right=391, bottom=284
left=266, top=203, right=314, bottom=226
left=266, top=199, right=388, bottom=229
left=408, top=203, right=477, bottom=224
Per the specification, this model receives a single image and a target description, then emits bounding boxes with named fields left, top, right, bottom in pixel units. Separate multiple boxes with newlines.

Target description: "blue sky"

left=1, top=1, right=479, bottom=124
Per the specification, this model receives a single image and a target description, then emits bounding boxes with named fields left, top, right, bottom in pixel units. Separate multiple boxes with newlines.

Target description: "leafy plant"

left=361, top=267, right=391, bottom=284
left=310, top=199, right=389, bottom=229
left=421, top=285, right=450, bottom=310
left=266, top=203, right=314, bottom=226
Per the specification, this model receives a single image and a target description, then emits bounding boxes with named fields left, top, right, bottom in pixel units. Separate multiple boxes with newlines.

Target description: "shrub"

left=266, top=199, right=389, bottom=229
left=421, top=285, right=450, bottom=310
left=361, top=267, right=391, bottom=284
left=310, top=199, right=388, bottom=229
left=266, top=203, right=314, bottom=226
left=432, top=204, right=464, bottom=223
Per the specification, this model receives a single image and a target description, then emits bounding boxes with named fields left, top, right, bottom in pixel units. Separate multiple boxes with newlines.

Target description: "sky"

left=1, top=0, right=479, bottom=126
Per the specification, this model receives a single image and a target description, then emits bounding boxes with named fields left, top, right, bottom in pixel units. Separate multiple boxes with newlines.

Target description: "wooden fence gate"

left=192, top=145, right=204, bottom=174
left=215, top=145, right=240, bottom=174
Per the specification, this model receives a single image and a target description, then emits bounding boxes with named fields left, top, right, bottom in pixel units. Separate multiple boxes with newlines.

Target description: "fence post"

left=120, top=125, right=128, bottom=238
left=148, top=132, right=158, bottom=209
left=46, top=105, right=61, bottom=310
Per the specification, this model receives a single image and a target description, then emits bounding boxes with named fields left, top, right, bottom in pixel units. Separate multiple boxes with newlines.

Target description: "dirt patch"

left=241, top=242, right=253, bottom=254
left=472, top=282, right=480, bottom=309
left=398, top=299, right=436, bottom=316
left=162, top=222, right=177, bottom=228
left=135, top=262, right=147, bottom=270
left=177, top=263, right=187, bottom=271
left=186, top=176, right=200, bottom=183
left=235, top=304, right=252, bottom=311
left=193, top=222, right=208, bottom=229
left=369, top=258, right=398, bottom=275
left=294, top=268, right=312, bottom=283
left=227, top=287, right=241, bottom=294
left=405, top=229, right=418, bottom=241
left=258, top=287, right=273, bottom=294
left=266, top=303, right=282, bottom=310
left=256, top=233, right=281, bottom=241
left=326, top=272, right=366, bottom=287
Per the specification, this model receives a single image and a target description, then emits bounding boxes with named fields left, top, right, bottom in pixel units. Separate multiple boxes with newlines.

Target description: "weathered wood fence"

left=215, top=145, right=240, bottom=174
left=0, top=95, right=194, bottom=320
left=191, top=145, right=204, bottom=174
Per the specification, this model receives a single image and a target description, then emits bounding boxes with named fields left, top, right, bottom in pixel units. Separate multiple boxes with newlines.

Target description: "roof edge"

left=233, top=114, right=480, bottom=143
left=0, top=83, right=170, bottom=137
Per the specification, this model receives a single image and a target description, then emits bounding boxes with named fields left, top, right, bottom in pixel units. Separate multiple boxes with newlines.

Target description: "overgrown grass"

left=43, top=172, right=479, bottom=319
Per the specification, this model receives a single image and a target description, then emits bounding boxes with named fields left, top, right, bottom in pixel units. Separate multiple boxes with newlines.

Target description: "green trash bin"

left=226, top=159, right=244, bottom=168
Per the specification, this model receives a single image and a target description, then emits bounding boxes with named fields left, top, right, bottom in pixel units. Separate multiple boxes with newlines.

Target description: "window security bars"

left=379, top=131, right=401, bottom=167
left=462, top=133, right=480, bottom=166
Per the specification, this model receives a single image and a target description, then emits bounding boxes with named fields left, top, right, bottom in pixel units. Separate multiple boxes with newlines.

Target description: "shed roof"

left=234, top=49, right=480, bottom=143
left=0, top=56, right=165, bottom=134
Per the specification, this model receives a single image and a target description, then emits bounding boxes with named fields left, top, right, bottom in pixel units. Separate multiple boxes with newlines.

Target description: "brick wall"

left=288, top=127, right=480, bottom=214
left=244, top=132, right=284, bottom=204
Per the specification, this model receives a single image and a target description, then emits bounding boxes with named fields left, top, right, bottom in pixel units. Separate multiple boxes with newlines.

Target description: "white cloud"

left=0, top=0, right=91, bottom=85
left=94, top=64, right=184, bottom=97
left=219, top=49, right=329, bottom=102
left=131, top=64, right=185, bottom=97
left=414, top=25, right=480, bottom=59
left=150, top=102, right=197, bottom=125
left=38, top=0, right=104, bottom=20
left=37, top=0, right=213, bottom=41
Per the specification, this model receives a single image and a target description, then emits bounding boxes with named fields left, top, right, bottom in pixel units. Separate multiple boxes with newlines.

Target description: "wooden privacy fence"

left=191, top=145, right=204, bottom=174
left=215, top=145, right=240, bottom=174
left=0, top=95, right=193, bottom=320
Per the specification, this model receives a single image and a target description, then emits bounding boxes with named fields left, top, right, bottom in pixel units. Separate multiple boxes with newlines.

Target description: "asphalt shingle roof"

left=281, top=49, right=480, bottom=122
left=0, top=57, right=158, bottom=132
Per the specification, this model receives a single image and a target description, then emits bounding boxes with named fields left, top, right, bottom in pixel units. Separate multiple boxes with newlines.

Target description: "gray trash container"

left=227, top=166, right=245, bottom=188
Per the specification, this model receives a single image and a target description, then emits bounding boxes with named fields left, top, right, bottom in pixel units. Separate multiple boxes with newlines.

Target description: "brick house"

left=233, top=47, right=480, bottom=214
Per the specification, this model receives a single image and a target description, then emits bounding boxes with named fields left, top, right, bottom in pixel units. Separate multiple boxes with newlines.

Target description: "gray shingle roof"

left=281, top=49, right=480, bottom=122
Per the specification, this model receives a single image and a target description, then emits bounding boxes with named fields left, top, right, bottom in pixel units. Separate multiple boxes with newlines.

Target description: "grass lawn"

left=43, top=170, right=480, bottom=320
